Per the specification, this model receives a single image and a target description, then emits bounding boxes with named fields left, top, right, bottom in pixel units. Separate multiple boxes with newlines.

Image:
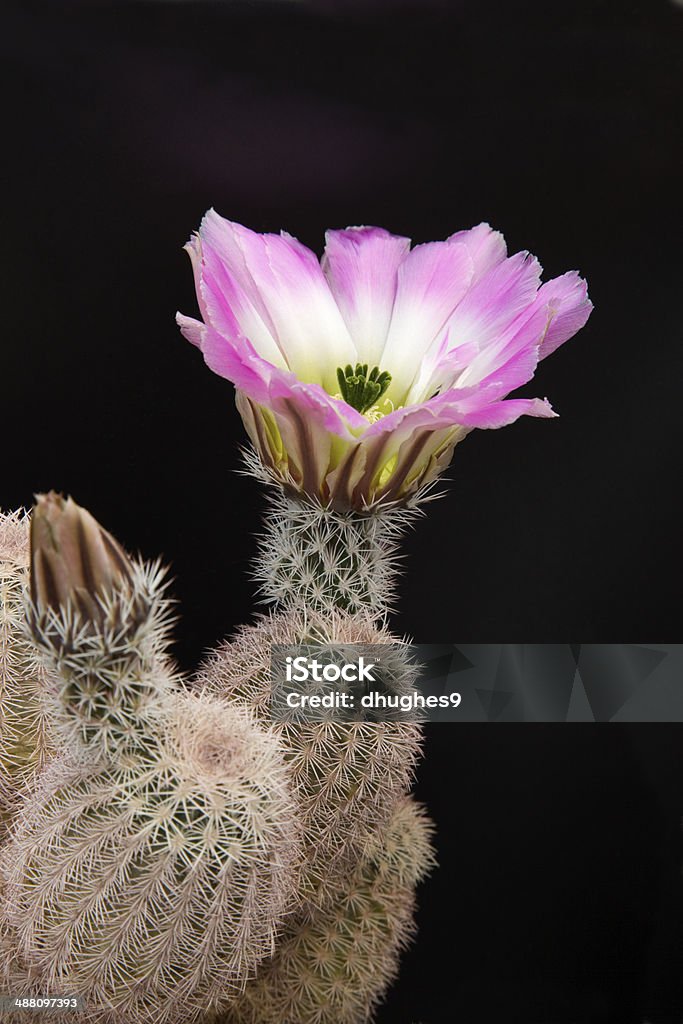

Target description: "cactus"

left=0, top=495, right=302, bottom=1024
left=218, top=795, right=436, bottom=1024
left=0, top=510, right=53, bottom=834
left=0, top=210, right=594, bottom=1024
left=194, top=606, right=424, bottom=906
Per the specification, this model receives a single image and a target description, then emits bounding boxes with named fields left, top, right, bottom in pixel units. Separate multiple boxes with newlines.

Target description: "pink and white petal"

left=340, top=388, right=552, bottom=506
left=267, top=376, right=367, bottom=439
left=454, top=299, right=551, bottom=388
left=380, top=241, right=475, bottom=404
left=200, top=211, right=356, bottom=391
left=176, top=312, right=205, bottom=350
left=454, top=397, right=556, bottom=428
left=198, top=234, right=288, bottom=371
left=403, top=333, right=480, bottom=406
left=183, top=234, right=211, bottom=325
left=455, top=343, right=542, bottom=406
left=189, top=321, right=277, bottom=406
left=360, top=390, right=476, bottom=449
left=536, top=271, right=593, bottom=359
left=442, top=250, right=543, bottom=359
left=362, top=389, right=473, bottom=440
left=446, top=222, right=507, bottom=282
left=321, top=226, right=411, bottom=366
left=364, top=375, right=554, bottom=442
left=181, top=308, right=368, bottom=444
left=432, top=342, right=545, bottom=413
left=195, top=320, right=366, bottom=441
left=199, top=211, right=280, bottom=339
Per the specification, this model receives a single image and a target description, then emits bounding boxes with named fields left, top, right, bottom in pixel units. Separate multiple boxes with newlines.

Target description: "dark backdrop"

left=2, top=1, right=682, bottom=1021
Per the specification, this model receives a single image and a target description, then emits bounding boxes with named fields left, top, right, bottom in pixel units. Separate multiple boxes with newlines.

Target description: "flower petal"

left=402, top=332, right=480, bottom=407
left=194, top=231, right=288, bottom=372
left=453, top=397, right=555, bottom=428
left=364, top=377, right=553, bottom=442
left=380, top=240, right=475, bottom=404
left=199, top=210, right=356, bottom=390
left=442, top=250, right=543, bottom=362
left=446, top=222, right=507, bottom=282
left=321, top=226, right=411, bottom=366
left=176, top=312, right=205, bottom=351
left=453, top=299, right=551, bottom=389
left=536, top=271, right=593, bottom=359
left=178, top=314, right=366, bottom=440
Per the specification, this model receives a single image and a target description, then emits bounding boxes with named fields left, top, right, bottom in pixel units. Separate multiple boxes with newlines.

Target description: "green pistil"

left=336, top=363, right=392, bottom=414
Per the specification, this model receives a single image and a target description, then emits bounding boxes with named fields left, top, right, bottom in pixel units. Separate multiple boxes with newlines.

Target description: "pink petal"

left=199, top=210, right=356, bottom=390
left=380, top=240, right=475, bottom=402
left=454, top=397, right=556, bottom=428
left=176, top=313, right=205, bottom=350
left=536, top=271, right=593, bottom=359
left=446, top=222, right=507, bottom=282
left=180, top=315, right=366, bottom=440
left=192, top=321, right=274, bottom=406
left=443, top=250, right=543, bottom=358
left=454, top=299, right=551, bottom=388
left=457, top=343, right=542, bottom=406
left=403, top=332, right=480, bottom=406
left=364, top=381, right=553, bottom=440
left=322, top=225, right=411, bottom=366
left=197, top=232, right=288, bottom=371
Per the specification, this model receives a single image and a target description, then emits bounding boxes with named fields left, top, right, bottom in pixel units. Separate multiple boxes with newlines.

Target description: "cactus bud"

left=26, top=495, right=174, bottom=758
left=30, top=492, right=132, bottom=622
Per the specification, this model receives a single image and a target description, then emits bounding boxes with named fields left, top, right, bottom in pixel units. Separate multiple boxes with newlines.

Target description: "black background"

left=2, top=1, right=682, bottom=1021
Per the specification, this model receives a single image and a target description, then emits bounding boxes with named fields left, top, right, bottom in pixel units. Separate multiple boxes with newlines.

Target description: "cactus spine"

left=0, top=510, right=53, bottom=833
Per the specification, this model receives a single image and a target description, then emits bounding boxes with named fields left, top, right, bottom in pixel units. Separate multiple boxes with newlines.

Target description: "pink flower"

left=177, top=211, right=592, bottom=509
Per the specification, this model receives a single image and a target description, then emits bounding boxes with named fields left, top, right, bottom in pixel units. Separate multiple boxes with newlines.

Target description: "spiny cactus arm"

left=220, top=795, right=435, bottom=1024
left=26, top=493, right=177, bottom=760
left=0, top=509, right=53, bottom=833
left=194, top=607, right=423, bottom=906
left=1, top=679, right=303, bottom=1023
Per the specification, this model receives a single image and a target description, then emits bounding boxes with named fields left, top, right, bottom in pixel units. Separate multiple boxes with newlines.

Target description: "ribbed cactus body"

left=0, top=510, right=52, bottom=832
left=220, top=795, right=436, bottom=1024
left=194, top=608, right=423, bottom=905
left=0, top=692, right=301, bottom=1024
left=252, top=486, right=419, bottom=619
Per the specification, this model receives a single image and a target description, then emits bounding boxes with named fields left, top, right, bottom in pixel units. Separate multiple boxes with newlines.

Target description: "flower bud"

left=29, top=492, right=133, bottom=621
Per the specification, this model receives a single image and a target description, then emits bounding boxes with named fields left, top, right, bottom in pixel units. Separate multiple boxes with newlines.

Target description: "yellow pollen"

left=333, top=392, right=400, bottom=424
left=363, top=397, right=397, bottom=423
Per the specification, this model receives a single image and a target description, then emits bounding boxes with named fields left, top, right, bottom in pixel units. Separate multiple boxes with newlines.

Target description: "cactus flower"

left=177, top=212, right=592, bottom=509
